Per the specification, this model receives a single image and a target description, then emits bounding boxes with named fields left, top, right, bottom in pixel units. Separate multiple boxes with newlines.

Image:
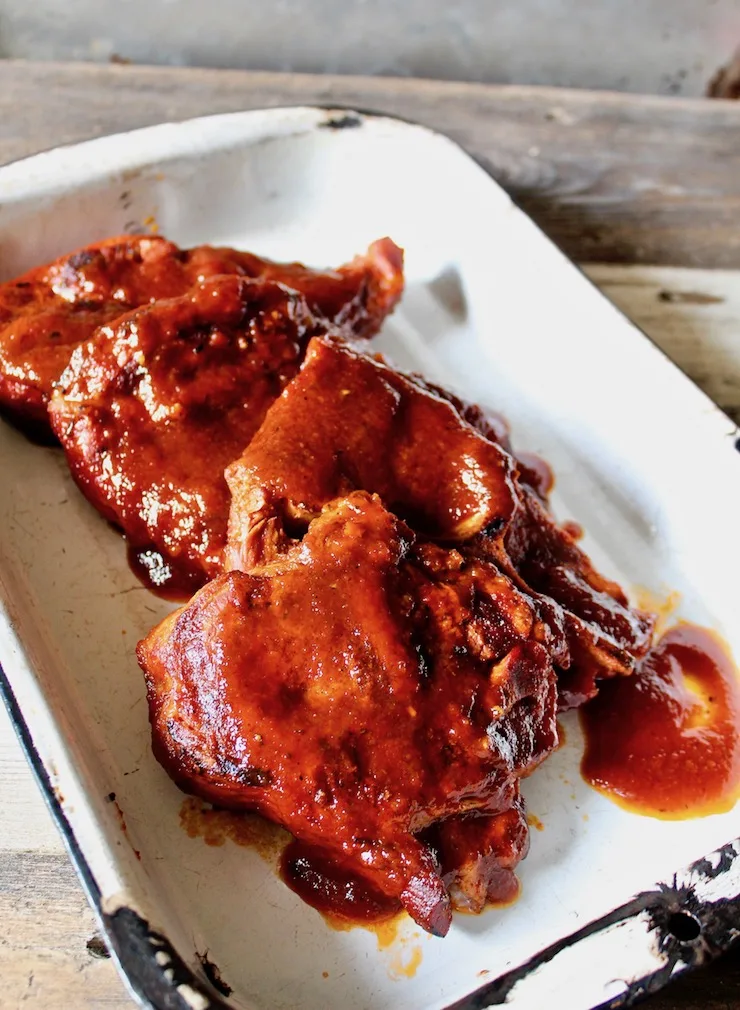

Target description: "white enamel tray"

left=1, top=107, right=740, bottom=1010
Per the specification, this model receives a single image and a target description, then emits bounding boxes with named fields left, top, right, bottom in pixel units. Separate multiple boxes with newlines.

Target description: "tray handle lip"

left=0, top=102, right=738, bottom=1010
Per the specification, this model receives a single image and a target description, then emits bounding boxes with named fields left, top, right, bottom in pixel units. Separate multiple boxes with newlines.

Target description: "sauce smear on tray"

left=580, top=623, right=740, bottom=818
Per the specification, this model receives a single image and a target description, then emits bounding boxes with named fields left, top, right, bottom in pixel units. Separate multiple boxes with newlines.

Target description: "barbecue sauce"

left=180, top=800, right=403, bottom=933
left=580, top=623, right=740, bottom=818
left=280, top=840, right=402, bottom=927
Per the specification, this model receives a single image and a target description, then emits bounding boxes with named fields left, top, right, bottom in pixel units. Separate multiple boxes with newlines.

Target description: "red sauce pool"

left=580, top=623, right=740, bottom=818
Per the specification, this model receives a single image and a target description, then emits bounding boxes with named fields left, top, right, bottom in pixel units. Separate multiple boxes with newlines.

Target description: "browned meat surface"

left=219, top=238, right=404, bottom=340
left=225, top=335, right=519, bottom=570
left=49, top=277, right=343, bottom=597
left=487, top=485, right=654, bottom=708
left=0, top=236, right=179, bottom=436
left=432, top=792, right=529, bottom=913
left=226, top=336, right=653, bottom=706
left=0, top=234, right=402, bottom=437
left=420, top=375, right=654, bottom=702
left=47, top=240, right=403, bottom=597
left=138, top=492, right=557, bottom=935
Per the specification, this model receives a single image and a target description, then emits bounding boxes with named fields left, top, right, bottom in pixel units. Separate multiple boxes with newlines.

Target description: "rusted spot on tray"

left=86, top=934, right=111, bottom=959
left=454, top=851, right=740, bottom=1010
left=707, top=47, right=740, bottom=99
left=693, top=844, right=738, bottom=882
left=319, top=114, right=363, bottom=130
left=104, top=906, right=231, bottom=1009
left=107, top=791, right=142, bottom=860
left=196, top=950, right=233, bottom=997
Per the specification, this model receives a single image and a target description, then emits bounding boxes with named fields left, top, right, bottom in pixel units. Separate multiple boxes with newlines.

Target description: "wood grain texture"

left=0, top=60, right=739, bottom=268
left=0, top=853, right=130, bottom=1008
left=583, top=264, right=740, bottom=424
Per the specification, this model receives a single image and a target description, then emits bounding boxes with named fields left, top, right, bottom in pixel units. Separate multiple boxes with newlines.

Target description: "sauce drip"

left=179, top=797, right=289, bottom=860
left=280, top=840, right=401, bottom=927
left=580, top=623, right=740, bottom=818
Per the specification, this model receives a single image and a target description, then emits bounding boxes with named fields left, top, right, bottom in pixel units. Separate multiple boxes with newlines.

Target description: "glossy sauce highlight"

left=280, top=840, right=402, bottom=927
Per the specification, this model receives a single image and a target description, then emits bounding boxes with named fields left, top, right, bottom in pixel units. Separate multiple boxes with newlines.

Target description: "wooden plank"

left=583, top=264, right=740, bottom=424
left=2, top=262, right=740, bottom=1007
left=0, top=853, right=131, bottom=1008
left=0, top=704, right=61, bottom=853
left=0, top=60, right=739, bottom=269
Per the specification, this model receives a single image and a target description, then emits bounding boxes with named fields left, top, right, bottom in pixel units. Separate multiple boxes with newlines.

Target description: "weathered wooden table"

left=1, top=60, right=739, bottom=1010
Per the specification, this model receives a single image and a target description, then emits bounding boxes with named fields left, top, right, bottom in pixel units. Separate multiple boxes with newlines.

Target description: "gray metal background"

left=0, top=1, right=737, bottom=96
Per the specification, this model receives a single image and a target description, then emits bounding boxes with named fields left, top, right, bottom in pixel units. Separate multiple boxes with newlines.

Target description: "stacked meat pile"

left=0, top=233, right=654, bottom=936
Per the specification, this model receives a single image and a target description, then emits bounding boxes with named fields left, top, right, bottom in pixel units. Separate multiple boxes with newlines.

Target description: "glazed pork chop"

left=138, top=492, right=557, bottom=935
left=225, top=336, right=654, bottom=705
left=48, top=244, right=403, bottom=596
left=0, top=234, right=402, bottom=437
left=49, top=278, right=350, bottom=596
left=136, top=333, right=652, bottom=931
